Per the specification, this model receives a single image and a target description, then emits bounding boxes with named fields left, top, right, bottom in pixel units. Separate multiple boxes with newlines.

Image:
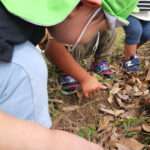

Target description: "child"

left=0, top=110, right=104, bottom=150
left=45, top=30, right=116, bottom=96
left=0, top=0, right=139, bottom=149
left=123, top=0, right=150, bottom=72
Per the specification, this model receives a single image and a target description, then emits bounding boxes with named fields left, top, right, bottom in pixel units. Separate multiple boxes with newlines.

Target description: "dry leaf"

left=120, top=109, right=138, bottom=119
left=124, top=104, right=136, bottom=110
left=133, top=92, right=143, bottom=97
left=126, top=84, right=133, bottom=92
left=100, top=107, right=124, bottom=117
left=62, top=105, right=78, bottom=112
left=144, top=60, right=150, bottom=70
left=117, top=93, right=129, bottom=101
left=110, top=83, right=121, bottom=94
left=108, top=94, right=114, bottom=104
left=110, top=128, right=120, bottom=141
left=133, top=85, right=139, bottom=93
left=104, top=82, right=113, bottom=89
left=128, top=126, right=142, bottom=132
left=98, top=116, right=113, bottom=131
left=143, top=89, right=149, bottom=96
left=117, top=138, right=144, bottom=150
left=142, top=123, right=150, bottom=132
left=49, top=99, right=63, bottom=103
left=116, top=97, right=125, bottom=108
left=77, top=87, right=83, bottom=101
left=138, top=80, right=149, bottom=91
left=146, top=66, right=150, bottom=81
left=127, top=76, right=136, bottom=85
left=114, top=109, right=125, bottom=117
left=116, top=143, right=131, bottom=150
left=100, top=107, right=115, bottom=115
left=136, top=78, right=142, bottom=85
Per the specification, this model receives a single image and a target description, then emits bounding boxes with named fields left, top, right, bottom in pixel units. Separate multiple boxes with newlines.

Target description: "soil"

left=47, top=36, right=150, bottom=149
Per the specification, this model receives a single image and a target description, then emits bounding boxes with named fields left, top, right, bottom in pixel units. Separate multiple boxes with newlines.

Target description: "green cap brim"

left=102, top=0, right=139, bottom=22
left=1, top=0, right=80, bottom=26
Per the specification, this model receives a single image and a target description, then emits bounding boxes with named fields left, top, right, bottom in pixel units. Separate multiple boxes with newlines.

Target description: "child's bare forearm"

left=0, top=110, right=103, bottom=150
left=46, top=39, right=92, bottom=83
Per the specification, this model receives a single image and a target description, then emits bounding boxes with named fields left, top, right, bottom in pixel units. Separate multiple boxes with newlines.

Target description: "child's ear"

left=82, top=0, right=101, bottom=7
left=68, top=0, right=101, bottom=18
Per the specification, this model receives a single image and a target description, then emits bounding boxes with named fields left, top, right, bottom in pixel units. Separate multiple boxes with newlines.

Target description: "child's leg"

left=83, top=30, right=116, bottom=78
left=140, top=20, right=150, bottom=44
left=71, top=31, right=116, bottom=79
left=123, top=16, right=143, bottom=58
left=0, top=41, right=51, bottom=128
left=71, top=35, right=97, bottom=63
left=94, top=30, right=116, bottom=62
left=124, top=44, right=137, bottom=58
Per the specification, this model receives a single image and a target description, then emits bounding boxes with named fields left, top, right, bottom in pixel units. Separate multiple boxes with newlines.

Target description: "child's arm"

left=0, top=110, right=103, bottom=150
left=46, top=39, right=107, bottom=97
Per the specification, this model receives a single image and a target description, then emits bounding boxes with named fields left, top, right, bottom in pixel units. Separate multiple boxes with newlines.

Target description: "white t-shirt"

left=132, top=0, right=150, bottom=21
left=132, top=11, right=150, bottom=21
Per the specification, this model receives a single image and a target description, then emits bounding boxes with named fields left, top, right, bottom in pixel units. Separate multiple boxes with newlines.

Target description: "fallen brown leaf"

left=120, top=109, right=138, bottom=119
left=62, top=105, right=78, bottom=112
left=77, top=87, right=83, bottom=101
left=116, top=138, right=144, bottom=150
left=98, top=116, right=112, bottom=131
left=142, top=123, right=150, bottom=132
left=108, top=94, right=114, bottom=104
left=128, top=126, right=142, bottom=132
left=110, top=83, right=121, bottom=94
left=116, top=97, right=125, bottom=108
left=117, top=93, right=129, bottom=101
left=127, top=76, right=136, bottom=85
left=100, top=107, right=124, bottom=117
left=49, top=99, right=63, bottom=103
left=145, top=65, right=150, bottom=81
left=116, top=143, right=131, bottom=150
left=126, top=84, right=133, bottom=92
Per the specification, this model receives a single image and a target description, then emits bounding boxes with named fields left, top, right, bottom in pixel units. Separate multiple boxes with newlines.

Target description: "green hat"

left=0, top=0, right=79, bottom=26
left=101, top=0, right=139, bottom=29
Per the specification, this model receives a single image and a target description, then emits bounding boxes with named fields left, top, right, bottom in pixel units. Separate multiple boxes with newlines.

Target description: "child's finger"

left=99, top=83, right=107, bottom=90
left=84, top=92, right=89, bottom=98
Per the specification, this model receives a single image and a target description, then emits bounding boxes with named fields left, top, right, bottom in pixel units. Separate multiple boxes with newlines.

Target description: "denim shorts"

left=0, top=41, right=52, bottom=128
left=123, top=15, right=150, bottom=45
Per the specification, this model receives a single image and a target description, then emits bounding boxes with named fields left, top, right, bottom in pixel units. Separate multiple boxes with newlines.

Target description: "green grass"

left=76, top=125, right=97, bottom=141
left=114, top=27, right=125, bottom=54
left=49, top=103, right=59, bottom=117
left=112, top=117, right=147, bottom=137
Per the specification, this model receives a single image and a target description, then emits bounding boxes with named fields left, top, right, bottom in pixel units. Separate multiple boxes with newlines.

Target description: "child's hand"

left=80, top=76, right=107, bottom=97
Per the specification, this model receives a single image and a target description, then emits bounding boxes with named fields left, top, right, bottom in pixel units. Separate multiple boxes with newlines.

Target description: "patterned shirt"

left=138, top=0, right=150, bottom=11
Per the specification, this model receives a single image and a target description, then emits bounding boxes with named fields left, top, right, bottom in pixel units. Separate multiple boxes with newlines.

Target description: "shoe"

left=57, top=74, right=79, bottom=95
left=123, top=56, right=142, bottom=72
left=91, top=61, right=115, bottom=78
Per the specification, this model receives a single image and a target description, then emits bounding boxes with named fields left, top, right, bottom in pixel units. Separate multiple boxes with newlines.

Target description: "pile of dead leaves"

left=95, top=56, right=150, bottom=150
left=48, top=43, right=150, bottom=150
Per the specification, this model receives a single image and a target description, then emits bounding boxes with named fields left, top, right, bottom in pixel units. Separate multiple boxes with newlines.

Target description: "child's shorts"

left=123, top=15, right=150, bottom=45
left=0, top=41, right=52, bottom=128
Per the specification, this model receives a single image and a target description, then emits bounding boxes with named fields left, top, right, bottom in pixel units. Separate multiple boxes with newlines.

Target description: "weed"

left=144, top=136, right=150, bottom=145
left=113, top=118, right=146, bottom=127
left=49, top=103, right=59, bottom=117
left=126, top=131, right=140, bottom=137
left=112, top=118, right=147, bottom=137
left=76, top=125, right=96, bottom=141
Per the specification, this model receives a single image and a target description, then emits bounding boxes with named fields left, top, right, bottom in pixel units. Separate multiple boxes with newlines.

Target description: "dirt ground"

left=47, top=30, right=150, bottom=150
